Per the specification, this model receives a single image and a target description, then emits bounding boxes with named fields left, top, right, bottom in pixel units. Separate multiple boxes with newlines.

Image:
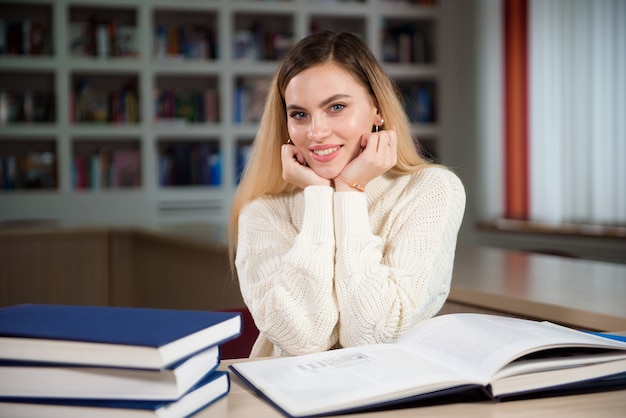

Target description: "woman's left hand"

left=336, top=129, right=398, bottom=190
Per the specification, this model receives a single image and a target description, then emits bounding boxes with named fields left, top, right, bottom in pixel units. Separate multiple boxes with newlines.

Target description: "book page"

left=232, top=314, right=626, bottom=417
left=232, top=344, right=476, bottom=417
left=397, top=313, right=626, bottom=383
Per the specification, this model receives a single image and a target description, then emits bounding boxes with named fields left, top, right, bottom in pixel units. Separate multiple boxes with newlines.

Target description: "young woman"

left=228, top=31, right=465, bottom=357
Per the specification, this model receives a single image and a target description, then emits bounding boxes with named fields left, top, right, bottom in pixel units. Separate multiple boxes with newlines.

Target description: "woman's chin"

left=312, top=167, right=341, bottom=180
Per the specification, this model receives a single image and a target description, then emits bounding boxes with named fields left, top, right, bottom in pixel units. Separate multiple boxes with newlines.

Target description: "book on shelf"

left=0, top=151, right=56, bottom=191
left=0, top=344, right=220, bottom=400
left=382, top=25, right=428, bottom=64
left=71, top=155, right=88, bottom=189
left=93, top=148, right=108, bottom=188
left=110, top=149, right=141, bottom=188
left=158, top=142, right=221, bottom=187
left=72, top=80, right=139, bottom=123
left=0, top=19, right=5, bottom=54
left=0, top=369, right=229, bottom=418
left=232, top=30, right=260, bottom=61
left=0, top=18, right=49, bottom=56
left=230, top=313, right=626, bottom=418
left=69, top=19, right=137, bottom=58
left=154, top=24, right=216, bottom=61
left=0, top=156, right=16, bottom=190
left=236, top=142, right=253, bottom=184
left=0, top=90, right=53, bottom=124
left=232, top=28, right=293, bottom=61
left=234, top=77, right=271, bottom=124
left=154, top=88, right=218, bottom=124
left=402, top=83, right=435, bottom=123
left=72, top=148, right=140, bottom=190
left=0, top=304, right=242, bottom=370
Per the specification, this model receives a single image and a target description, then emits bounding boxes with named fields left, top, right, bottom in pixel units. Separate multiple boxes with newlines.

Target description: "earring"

left=375, top=118, right=384, bottom=132
left=287, top=138, right=293, bottom=144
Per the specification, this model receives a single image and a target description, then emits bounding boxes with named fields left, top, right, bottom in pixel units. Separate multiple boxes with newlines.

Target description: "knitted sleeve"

left=235, top=186, right=339, bottom=356
left=333, top=167, right=466, bottom=348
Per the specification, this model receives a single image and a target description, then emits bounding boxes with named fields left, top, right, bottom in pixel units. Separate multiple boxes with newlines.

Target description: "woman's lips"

left=310, top=145, right=342, bottom=162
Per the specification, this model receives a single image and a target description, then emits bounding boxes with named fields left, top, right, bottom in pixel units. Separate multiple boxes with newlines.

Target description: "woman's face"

left=284, top=62, right=379, bottom=180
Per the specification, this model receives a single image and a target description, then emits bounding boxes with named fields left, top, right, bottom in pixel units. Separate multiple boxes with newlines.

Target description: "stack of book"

left=0, top=304, right=243, bottom=417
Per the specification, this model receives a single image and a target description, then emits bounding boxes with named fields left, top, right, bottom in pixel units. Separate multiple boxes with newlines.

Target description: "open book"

left=230, top=313, right=626, bottom=418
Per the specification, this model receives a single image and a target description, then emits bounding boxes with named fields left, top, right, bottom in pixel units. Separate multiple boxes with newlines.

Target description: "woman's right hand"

left=281, top=142, right=331, bottom=189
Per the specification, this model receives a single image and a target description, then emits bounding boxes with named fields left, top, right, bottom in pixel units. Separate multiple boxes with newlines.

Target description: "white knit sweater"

left=235, top=166, right=466, bottom=357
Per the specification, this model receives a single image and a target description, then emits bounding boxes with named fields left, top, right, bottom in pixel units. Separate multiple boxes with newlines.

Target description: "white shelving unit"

left=0, top=0, right=442, bottom=226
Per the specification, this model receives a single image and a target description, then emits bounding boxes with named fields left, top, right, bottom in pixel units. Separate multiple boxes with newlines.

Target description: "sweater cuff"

left=301, top=186, right=335, bottom=241
left=333, top=191, right=370, bottom=240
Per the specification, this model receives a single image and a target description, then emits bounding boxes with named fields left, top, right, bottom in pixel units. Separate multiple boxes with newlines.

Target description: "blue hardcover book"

left=585, top=331, right=626, bottom=343
left=0, top=304, right=242, bottom=369
left=0, top=370, right=229, bottom=418
left=0, top=345, right=220, bottom=400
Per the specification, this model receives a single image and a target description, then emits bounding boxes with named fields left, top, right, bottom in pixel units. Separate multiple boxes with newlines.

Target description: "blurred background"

left=0, top=0, right=624, bottom=263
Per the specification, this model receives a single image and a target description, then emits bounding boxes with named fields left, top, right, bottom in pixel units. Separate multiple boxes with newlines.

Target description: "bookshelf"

left=0, top=0, right=442, bottom=226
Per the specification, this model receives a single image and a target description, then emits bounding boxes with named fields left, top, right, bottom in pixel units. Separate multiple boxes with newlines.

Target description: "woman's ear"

left=374, top=105, right=381, bottom=122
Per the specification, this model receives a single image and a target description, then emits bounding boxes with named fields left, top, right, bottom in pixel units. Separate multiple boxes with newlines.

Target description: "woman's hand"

left=336, top=129, right=398, bottom=191
left=281, top=142, right=331, bottom=189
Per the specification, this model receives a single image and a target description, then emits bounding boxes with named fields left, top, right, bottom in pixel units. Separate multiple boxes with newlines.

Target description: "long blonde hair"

left=228, top=31, right=431, bottom=269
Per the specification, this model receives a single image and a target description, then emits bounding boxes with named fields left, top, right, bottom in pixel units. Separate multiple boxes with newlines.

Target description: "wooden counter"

left=1, top=224, right=625, bottom=331
left=444, top=246, right=626, bottom=331
left=0, top=224, right=244, bottom=311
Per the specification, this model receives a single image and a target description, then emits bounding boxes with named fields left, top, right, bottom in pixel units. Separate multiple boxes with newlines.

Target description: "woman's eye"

left=289, top=111, right=307, bottom=120
left=330, top=103, right=345, bottom=112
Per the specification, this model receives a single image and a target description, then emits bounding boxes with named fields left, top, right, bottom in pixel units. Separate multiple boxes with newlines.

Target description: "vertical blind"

left=524, top=0, right=626, bottom=226
left=503, top=0, right=626, bottom=226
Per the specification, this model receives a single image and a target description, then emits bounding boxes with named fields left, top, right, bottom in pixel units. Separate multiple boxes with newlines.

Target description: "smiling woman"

left=283, top=62, right=386, bottom=184
left=228, top=31, right=466, bottom=358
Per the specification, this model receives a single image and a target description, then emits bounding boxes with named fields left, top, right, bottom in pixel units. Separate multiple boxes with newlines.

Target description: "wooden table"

left=444, top=246, right=626, bottom=331
left=189, top=358, right=626, bottom=418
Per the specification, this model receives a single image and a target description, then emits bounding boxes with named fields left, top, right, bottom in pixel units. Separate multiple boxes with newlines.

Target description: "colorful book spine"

left=158, top=142, right=221, bottom=187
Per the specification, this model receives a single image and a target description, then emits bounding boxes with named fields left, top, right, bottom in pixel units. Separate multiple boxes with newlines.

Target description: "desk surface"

left=192, top=359, right=626, bottom=418
left=448, top=246, right=626, bottom=331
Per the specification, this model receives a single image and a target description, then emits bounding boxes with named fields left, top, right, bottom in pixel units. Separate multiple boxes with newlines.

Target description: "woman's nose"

left=307, top=118, right=331, bottom=140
